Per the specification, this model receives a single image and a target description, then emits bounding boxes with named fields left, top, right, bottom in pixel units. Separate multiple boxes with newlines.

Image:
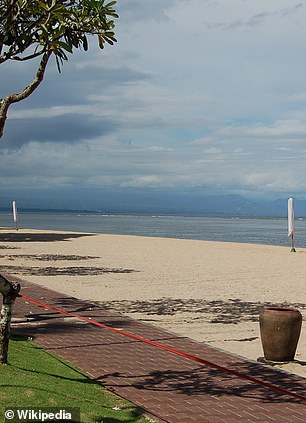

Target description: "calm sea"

left=0, top=211, right=304, bottom=248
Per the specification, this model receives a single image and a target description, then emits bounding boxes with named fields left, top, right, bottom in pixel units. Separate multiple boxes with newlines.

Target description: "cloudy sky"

left=2, top=0, right=306, bottom=209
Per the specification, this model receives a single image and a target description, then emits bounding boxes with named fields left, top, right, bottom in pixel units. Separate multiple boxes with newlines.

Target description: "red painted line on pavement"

left=18, top=293, right=306, bottom=403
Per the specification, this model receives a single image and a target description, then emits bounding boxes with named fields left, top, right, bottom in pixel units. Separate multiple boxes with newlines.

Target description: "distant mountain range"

left=0, top=188, right=304, bottom=217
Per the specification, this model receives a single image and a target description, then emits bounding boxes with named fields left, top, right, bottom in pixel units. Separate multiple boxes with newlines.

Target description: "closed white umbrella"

left=12, top=201, right=18, bottom=230
left=288, top=197, right=295, bottom=252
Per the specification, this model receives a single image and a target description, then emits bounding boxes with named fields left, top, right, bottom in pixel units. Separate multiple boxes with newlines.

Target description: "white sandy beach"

left=1, top=227, right=306, bottom=378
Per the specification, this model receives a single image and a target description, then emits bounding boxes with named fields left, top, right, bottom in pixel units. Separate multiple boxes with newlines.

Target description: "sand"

left=1, top=227, right=305, bottom=378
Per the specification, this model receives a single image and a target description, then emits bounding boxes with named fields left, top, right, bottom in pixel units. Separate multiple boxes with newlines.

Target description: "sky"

left=2, top=0, right=306, bottom=210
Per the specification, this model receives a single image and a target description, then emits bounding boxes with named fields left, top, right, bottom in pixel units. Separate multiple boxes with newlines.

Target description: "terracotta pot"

left=259, top=307, right=302, bottom=362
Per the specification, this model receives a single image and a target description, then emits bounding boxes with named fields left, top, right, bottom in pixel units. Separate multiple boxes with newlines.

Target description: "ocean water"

left=0, top=211, right=304, bottom=248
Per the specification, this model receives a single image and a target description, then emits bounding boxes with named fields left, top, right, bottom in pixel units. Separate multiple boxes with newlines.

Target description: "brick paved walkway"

left=9, top=276, right=306, bottom=423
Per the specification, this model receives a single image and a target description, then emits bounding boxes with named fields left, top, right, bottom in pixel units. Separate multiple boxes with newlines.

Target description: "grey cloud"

left=1, top=55, right=152, bottom=109
left=207, top=12, right=271, bottom=31
left=280, top=2, right=303, bottom=17
left=206, top=3, right=304, bottom=31
left=241, top=12, right=269, bottom=27
left=1, top=114, right=119, bottom=148
left=35, top=64, right=151, bottom=107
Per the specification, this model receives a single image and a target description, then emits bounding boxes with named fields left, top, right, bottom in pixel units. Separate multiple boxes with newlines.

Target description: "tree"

left=0, top=0, right=118, bottom=363
left=0, top=0, right=118, bottom=138
left=0, top=275, right=20, bottom=364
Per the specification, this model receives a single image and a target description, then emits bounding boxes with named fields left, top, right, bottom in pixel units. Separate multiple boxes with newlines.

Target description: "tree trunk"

left=0, top=274, right=20, bottom=364
left=0, top=51, right=51, bottom=138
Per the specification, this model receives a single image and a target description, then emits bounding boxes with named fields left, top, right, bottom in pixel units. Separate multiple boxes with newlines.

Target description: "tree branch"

left=0, top=51, right=52, bottom=138
left=12, top=51, right=44, bottom=61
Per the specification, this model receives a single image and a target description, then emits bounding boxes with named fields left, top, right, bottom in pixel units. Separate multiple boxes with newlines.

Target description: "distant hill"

left=0, top=188, right=304, bottom=217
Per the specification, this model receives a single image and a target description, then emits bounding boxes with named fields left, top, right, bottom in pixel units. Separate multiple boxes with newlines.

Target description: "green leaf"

left=105, top=1, right=117, bottom=7
left=57, top=41, right=73, bottom=53
left=83, top=36, right=88, bottom=51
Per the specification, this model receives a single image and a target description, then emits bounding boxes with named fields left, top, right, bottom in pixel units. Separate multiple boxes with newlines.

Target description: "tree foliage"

left=0, top=0, right=118, bottom=67
left=0, top=0, right=118, bottom=137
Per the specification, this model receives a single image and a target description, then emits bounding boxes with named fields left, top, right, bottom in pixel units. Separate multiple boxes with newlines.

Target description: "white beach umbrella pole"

left=288, top=197, right=295, bottom=252
left=12, top=201, right=18, bottom=231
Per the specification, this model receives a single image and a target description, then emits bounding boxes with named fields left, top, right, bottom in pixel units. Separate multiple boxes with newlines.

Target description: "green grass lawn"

left=0, top=334, right=154, bottom=423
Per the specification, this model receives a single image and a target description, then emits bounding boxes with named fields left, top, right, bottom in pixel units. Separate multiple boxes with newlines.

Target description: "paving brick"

left=9, top=276, right=306, bottom=423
